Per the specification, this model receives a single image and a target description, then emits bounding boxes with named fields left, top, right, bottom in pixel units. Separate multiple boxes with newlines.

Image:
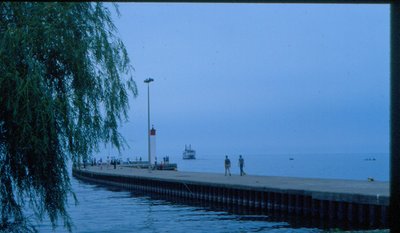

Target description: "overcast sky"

left=101, top=3, right=389, bottom=159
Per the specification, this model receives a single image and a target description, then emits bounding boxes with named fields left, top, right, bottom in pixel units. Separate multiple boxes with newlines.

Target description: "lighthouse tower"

left=150, top=125, right=156, bottom=165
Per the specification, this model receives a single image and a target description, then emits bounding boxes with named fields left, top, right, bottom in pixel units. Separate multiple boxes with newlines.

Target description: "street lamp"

left=144, top=78, right=154, bottom=170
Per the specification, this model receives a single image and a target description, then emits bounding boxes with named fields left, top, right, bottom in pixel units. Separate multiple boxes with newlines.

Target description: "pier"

left=73, top=166, right=389, bottom=230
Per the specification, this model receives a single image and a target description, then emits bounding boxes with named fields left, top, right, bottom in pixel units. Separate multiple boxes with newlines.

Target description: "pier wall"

left=72, top=168, right=388, bottom=230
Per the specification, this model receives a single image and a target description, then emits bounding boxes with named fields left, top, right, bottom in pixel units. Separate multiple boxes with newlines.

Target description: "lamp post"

left=144, top=78, right=154, bottom=170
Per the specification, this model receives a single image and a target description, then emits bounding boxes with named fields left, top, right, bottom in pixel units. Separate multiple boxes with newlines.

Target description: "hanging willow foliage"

left=0, top=2, right=137, bottom=232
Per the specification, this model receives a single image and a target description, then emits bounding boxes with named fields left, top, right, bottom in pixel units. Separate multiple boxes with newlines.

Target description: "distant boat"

left=364, top=157, right=376, bottom=161
left=183, top=144, right=196, bottom=160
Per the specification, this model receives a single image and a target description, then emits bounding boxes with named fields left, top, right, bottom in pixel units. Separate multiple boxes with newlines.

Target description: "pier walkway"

left=73, top=165, right=389, bottom=230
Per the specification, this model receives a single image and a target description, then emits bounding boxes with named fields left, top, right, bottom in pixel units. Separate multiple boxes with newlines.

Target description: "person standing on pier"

left=238, top=155, right=245, bottom=176
left=225, top=155, right=231, bottom=176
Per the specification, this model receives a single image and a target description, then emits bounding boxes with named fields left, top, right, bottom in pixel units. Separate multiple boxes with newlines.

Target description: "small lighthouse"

left=150, top=125, right=156, bottom=165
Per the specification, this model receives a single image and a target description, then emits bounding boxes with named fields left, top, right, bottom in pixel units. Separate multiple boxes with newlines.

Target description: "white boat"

left=182, top=145, right=196, bottom=159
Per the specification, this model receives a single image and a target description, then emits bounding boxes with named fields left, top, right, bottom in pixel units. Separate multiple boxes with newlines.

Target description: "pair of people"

left=224, top=155, right=245, bottom=176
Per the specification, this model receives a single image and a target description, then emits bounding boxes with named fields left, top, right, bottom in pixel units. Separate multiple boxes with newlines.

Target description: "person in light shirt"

left=224, top=155, right=231, bottom=176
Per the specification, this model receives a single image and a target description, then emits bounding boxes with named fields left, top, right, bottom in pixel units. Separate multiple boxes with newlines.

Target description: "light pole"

left=144, top=78, right=154, bottom=170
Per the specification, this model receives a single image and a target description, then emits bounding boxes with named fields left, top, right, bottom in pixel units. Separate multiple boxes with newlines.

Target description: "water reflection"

left=70, top=179, right=319, bottom=233
left=33, top=177, right=323, bottom=233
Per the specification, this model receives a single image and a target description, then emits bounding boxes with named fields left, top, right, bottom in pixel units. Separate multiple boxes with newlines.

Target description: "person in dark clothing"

left=239, top=155, right=245, bottom=176
left=224, top=155, right=231, bottom=176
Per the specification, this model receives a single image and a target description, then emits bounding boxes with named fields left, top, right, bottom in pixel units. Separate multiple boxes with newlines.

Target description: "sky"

left=100, top=3, right=390, bottom=159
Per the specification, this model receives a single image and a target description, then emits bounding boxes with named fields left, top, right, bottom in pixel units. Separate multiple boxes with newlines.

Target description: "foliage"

left=0, top=2, right=137, bottom=232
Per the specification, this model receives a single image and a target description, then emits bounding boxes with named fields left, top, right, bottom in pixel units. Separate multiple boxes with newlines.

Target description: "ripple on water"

left=33, top=178, right=322, bottom=233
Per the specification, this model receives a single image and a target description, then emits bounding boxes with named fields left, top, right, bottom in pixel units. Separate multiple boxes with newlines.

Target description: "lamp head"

left=144, top=78, right=154, bottom=83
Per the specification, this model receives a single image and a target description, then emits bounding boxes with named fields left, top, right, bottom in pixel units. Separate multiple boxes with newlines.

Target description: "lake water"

left=34, top=153, right=389, bottom=232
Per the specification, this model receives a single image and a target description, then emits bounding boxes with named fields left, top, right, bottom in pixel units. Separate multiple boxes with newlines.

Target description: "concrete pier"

left=72, top=166, right=389, bottom=230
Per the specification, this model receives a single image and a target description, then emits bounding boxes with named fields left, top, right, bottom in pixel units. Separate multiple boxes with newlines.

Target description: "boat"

left=182, top=144, right=196, bottom=159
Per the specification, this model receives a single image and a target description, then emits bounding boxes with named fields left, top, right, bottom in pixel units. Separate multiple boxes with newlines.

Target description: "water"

left=35, top=153, right=389, bottom=232
left=176, top=153, right=389, bottom=181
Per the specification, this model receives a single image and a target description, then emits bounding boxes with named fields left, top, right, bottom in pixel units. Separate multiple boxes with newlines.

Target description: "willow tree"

left=0, top=2, right=137, bottom=232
